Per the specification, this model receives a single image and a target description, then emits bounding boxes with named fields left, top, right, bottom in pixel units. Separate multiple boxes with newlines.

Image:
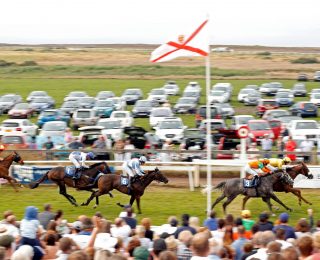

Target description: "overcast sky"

left=0, top=0, right=319, bottom=47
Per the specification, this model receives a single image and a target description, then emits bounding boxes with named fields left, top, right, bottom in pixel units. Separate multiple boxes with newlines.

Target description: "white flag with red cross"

left=150, top=20, right=209, bottom=63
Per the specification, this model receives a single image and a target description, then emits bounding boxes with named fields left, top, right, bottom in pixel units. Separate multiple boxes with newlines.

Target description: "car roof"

left=3, top=119, right=28, bottom=122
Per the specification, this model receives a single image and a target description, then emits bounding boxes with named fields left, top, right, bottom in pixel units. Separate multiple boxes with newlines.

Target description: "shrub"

left=0, top=60, right=16, bottom=67
left=19, top=60, right=38, bottom=66
left=291, top=57, right=319, bottom=64
left=257, top=51, right=271, bottom=56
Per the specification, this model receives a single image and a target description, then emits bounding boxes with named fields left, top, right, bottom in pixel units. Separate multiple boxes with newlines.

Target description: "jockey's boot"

left=127, top=176, right=132, bottom=189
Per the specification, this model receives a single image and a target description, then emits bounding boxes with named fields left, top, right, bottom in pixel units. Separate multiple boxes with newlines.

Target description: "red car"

left=256, top=99, right=279, bottom=117
left=8, top=103, right=35, bottom=119
left=1, top=132, right=29, bottom=150
left=247, top=119, right=274, bottom=144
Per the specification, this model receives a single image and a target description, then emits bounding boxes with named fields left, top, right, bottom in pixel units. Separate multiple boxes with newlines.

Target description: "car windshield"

left=213, top=86, right=227, bottom=92
left=294, top=85, right=305, bottom=90
left=98, top=120, right=121, bottom=129
left=296, top=122, right=318, bottom=129
left=69, top=92, right=86, bottom=97
left=262, top=101, right=277, bottom=106
left=240, top=89, right=251, bottom=94
left=276, top=93, right=290, bottom=98
left=95, top=100, right=114, bottom=107
left=113, top=113, right=127, bottom=118
left=76, top=111, right=91, bottom=118
left=136, top=101, right=152, bottom=107
left=269, top=111, right=289, bottom=117
left=62, top=102, right=78, bottom=108
left=202, top=122, right=224, bottom=129
left=32, top=98, right=49, bottom=103
left=219, top=103, right=231, bottom=108
left=14, top=103, right=28, bottom=109
left=41, top=111, right=56, bottom=116
left=0, top=96, right=14, bottom=102
left=152, top=109, right=171, bottom=117
left=303, top=103, right=315, bottom=109
left=81, top=98, right=95, bottom=103
left=311, top=89, right=320, bottom=93
left=124, top=90, right=139, bottom=95
left=238, top=117, right=253, bottom=125
left=2, top=136, right=23, bottom=144
left=199, top=107, right=218, bottom=117
left=269, top=121, right=281, bottom=127
left=279, top=116, right=301, bottom=124
left=247, top=93, right=260, bottom=98
left=210, top=91, right=224, bottom=96
left=2, top=122, right=19, bottom=127
left=312, top=94, right=320, bottom=99
left=185, top=130, right=204, bottom=137
left=164, top=85, right=175, bottom=89
left=249, top=122, right=270, bottom=130
left=151, top=89, right=165, bottom=95
left=97, top=92, right=114, bottom=98
left=178, top=98, right=195, bottom=104
left=270, top=83, right=282, bottom=88
left=183, top=92, right=197, bottom=97
left=159, top=121, right=183, bottom=129
left=43, top=123, right=66, bottom=131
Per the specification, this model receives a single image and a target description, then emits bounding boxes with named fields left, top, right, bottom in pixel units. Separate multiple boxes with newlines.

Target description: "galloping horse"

left=81, top=167, right=169, bottom=214
left=0, top=152, right=24, bottom=192
left=242, top=161, right=313, bottom=209
left=211, top=171, right=292, bottom=214
left=29, top=162, right=111, bottom=206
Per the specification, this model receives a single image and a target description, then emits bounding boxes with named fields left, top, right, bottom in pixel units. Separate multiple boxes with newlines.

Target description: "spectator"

left=161, top=139, right=174, bottom=162
left=308, top=232, right=320, bottom=259
left=272, top=213, right=296, bottom=240
left=257, top=212, right=273, bottom=231
left=111, top=218, right=132, bottom=246
left=274, top=228, right=292, bottom=249
left=223, top=225, right=234, bottom=246
left=276, top=136, right=285, bottom=159
left=297, top=235, right=313, bottom=259
left=203, top=210, right=218, bottom=231
left=300, top=137, right=314, bottom=163
left=11, top=245, right=34, bottom=260
left=68, top=137, right=84, bottom=150
left=133, top=246, right=150, bottom=260
left=121, top=205, right=137, bottom=230
left=281, top=247, right=299, bottom=260
left=114, top=138, right=125, bottom=161
left=231, top=226, right=248, bottom=260
left=174, top=214, right=196, bottom=239
left=159, top=250, right=177, bottom=260
left=165, top=235, right=178, bottom=254
left=124, top=139, right=135, bottom=161
left=261, top=134, right=273, bottom=158
left=38, top=204, right=55, bottom=230
left=266, top=241, right=282, bottom=256
left=190, top=232, right=210, bottom=259
left=126, top=236, right=141, bottom=258
left=241, top=210, right=255, bottom=231
left=177, top=230, right=193, bottom=260
left=42, top=136, right=54, bottom=150
left=56, top=237, right=78, bottom=260
left=0, top=234, right=14, bottom=259
left=92, top=135, right=110, bottom=160
left=285, top=136, right=297, bottom=162
left=29, top=136, right=37, bottom=150
left=247, top=231, right=275, bottom=260
left=133, top=226, right=152, bottom=249
left=247, top=142, right=260, bottom=160
left=240, top=242, right=255, bottom=260
left=1, top=215, right=19, bottom=239
left=43, top=232, right=59, bottom=259
left=140, top=218, right=154, bottom=241
left=189, top=217, right=200, bottom=233
left=295, top=218, right=312, bottom=238
left=64, top=127, right=73, bottom=143
left=151, top=238, right=167, bottom=260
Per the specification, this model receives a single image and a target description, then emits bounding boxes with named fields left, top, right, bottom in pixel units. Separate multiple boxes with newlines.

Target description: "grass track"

left=1, top=184, right=318, bottom=225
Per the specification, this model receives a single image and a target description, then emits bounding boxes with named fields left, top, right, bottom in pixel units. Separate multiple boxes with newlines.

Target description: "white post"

left=240, top=138, right=247, bottom=160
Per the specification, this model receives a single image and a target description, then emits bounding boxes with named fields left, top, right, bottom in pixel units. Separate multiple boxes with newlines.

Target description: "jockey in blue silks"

left=122, top=156, right=147, bottom=188
left=68, top=151, right=95, bottom=179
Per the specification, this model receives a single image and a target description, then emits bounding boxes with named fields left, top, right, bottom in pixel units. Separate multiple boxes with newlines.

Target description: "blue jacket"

left=128, top=158, right=145, bottom=176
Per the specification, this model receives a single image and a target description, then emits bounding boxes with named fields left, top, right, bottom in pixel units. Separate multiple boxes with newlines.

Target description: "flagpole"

left=206, top=45, right=212, bottom=216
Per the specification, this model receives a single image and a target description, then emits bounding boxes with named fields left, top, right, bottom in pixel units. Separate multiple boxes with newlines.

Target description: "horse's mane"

left=2, top=153, right=14, bottom=160
left=90, top=161, right=107, bottom=168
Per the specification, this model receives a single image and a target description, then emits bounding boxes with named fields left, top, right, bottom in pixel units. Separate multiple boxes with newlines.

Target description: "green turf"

left=0, top=184, right=317, bottom=225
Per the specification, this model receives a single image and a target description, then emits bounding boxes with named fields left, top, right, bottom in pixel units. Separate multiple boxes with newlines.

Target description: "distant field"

left=0, top=185, right=318, bottom=225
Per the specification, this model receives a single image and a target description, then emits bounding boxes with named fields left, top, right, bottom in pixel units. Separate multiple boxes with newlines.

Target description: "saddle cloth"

left=243, top=177, right=260, bottom=188
left=65, top=166, right=77, bottom=177
left=120, top=176, right=129, bottom=186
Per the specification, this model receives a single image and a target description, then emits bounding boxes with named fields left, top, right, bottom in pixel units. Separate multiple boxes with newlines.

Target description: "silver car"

left=72, top=109, right=98, bottom=130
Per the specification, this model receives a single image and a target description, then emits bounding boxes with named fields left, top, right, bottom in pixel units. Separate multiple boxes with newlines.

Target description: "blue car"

left=29, top=97, right=55, bottom=113
left=275, top=91, right=294, bottom=107
left=289, top=102, right=318, bottom=117
left=37, top=109, right=70, bottom=127
left=92, top=100, right=115, bottom=118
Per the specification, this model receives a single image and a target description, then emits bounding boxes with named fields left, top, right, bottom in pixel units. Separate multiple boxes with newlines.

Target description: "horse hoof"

left=271, top=213, right=276, bottom=217
left=288, top=208, right=293, bottom=212
left=93, top=205, right=97, bottom=209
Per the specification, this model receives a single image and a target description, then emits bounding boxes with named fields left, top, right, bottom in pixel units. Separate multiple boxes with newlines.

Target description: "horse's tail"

left=201, top=181, right=226, bottom=194
left=29, top=171, right=49, bottom=189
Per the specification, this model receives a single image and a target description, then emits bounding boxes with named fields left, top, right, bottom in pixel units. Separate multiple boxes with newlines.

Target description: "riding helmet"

left=283, top=157, right=291, bottom=163
left=87, top=152, right=95, bottom=159
left=139, top=156, right=147, bottom=163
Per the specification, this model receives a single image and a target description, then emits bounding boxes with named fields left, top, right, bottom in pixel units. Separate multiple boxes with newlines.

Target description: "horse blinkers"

left=14, top=153, right=24, bottom=165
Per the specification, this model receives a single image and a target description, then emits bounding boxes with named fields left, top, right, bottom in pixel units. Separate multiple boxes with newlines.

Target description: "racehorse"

left=242, top=161, right=313, bottom=209
left=0, top=152, right=24, bottom=192
left=80, top=167, right=168, bottom=214
left=211, top=171, right=292, bottom=214
left=29, top=162, right=111, bottom=206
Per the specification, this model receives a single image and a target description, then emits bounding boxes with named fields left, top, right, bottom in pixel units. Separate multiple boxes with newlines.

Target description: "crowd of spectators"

left=0, top=203, right=319, bottom=260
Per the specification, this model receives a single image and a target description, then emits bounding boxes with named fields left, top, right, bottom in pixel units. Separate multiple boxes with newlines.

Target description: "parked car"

left=230, top=115, right=254, bottom=130
left=1, top=132, right=29, bottom=150
left=123, top=126, right=162, bottom=149
left=237, top=88, right=252, bottom=102
left=0, top=94, right=23, bottom=113
left=95, top=91, right=115, bottom=100
left=0, top=119, right=38, bottom=136
left=154, top=117, right=186, bottom=143
left=37, top=109, right=70, bottom=127
left=275, top=91, right=294, bottom=107
left=132, top=100, right=153, bottom=118
left=96, top=118, right=123, bottom=141
left=72, top=109, right=99, bottom=130
left=8, top=103, right=35, bottom=119
left=215, top=129, right=241, bottom=159
left=64, top=91, right=88, bottom=102
left=78, top=97, right=96, bottom=109
left=288, top=120, right=320, bottom=143
left=199, top=119, right=226, bottom=134
left=182, top=90, right=201, bottom=103
left=262, top=109, right=290, bottom=120
left=310, top=93, right=320, bottom=107
left=121, top=89, right=143, bottom=105
left=277, top=115, right=303, bottom=128
left=110, top=111, right=133, bottom=127
left=182, top=128, right=206, bottom=150
left=212, top=83, right=232, bottom=101
left=60, top=100, right=81, bottom=116
left=149, top=107, right=173, bottom=128
left=26, top=91, right=50, bottom=102
left=247, top=119, right=274, bottom=144
left=92, top=99, right=115, bottom=118
left=173, top=97, right=197, bottom=114
left=309, top=89, right=320, bottom=96
left=244, top=85, right=259, bottom=90
left=256, top=99, right=279, bottom=117
left=195, top=105, right=222, bottom=127
left=147, top=88, right=168, bottom=104
left=39, top=121, right=67, bottom=137
left=77, top=126, right=108, bottom=147
left=29, top=97, right=55, bottom=113
left=314, top=71, right=320, bottom=82
left=259, top=82, right=283, bottom=96
left=292, top=83, right=307, bottom=97
left=162, top=81, right=179, bottom=95
left=243, top=91, right=261, bottom=106
left=289, top=102, right=318, bottom=117
left=297, top=73, right=308, bottom=81
left=215, top=103, right=235, bottom=118
left=209, top=90, right=228, bottom=104
left=184, top=81, right=201, bottom=92
left=108, top=97, right=126, bottom=111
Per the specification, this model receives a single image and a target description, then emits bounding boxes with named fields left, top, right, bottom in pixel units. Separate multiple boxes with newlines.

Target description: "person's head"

left=283, top=157, right=292, bottom=165
left=275, top=228, right=286, bottom=240
left=313, top=232, right=320, bottom=250
left=159, top=250, right=177, bottom=260
left=267, top=241, right=281, bottom=254
left=153, top=238, right=167, bottom=256
left=191, top=232, right=210, bottom=257
left=133, top=246, right=150, bottom=260
left=81, top=217, right=94, bottom=231
left=141, top=218, right=151, bottom=230
left=181, top=214, right=190, bottom=226
left=0, top=235, right=14, bottom=249
left=126, top=237, right=141, bottom=257
left=114, top=217, right=124, bottom=227
left=237, top=225, right=246, bottom=237
left=189, top=216, right=199, bottom=228
left=259, top=212, right=269, bottom=222
left=44, top=232, right=57, bottom=246
left=282, top=247, right=299, bottom=260
left=296, top=218, right=310, bottom=232
left=259, top=231, right=276, bottom=248
left=11, top=245, right=34, bottom=260
left=24, top=206, right=38, bottom=220
left=241, top=210, right=251, bottom=219
left=99, top=135, right=105, bottom=141
left=59, top=237, right=73, bottom=253
left=86, top=152, right=95, bottom=160
left=68, top=250, right=89, bottom=260
left=168, top=216, right=178, bottom=227
left=178, top=230, right=193, bottom=247
left=2, top=210, right=13, bottom=220
left=44, top=203, right=52, bottom=211
left=139, top=156, right=147, bottom=165
left=242, top=242, right=253, bottom=253
left=209, top=210, right=216, bottom=219
left=297, top=235, right=313, bottom=258
left=135, top=226, right=146, bottom=238
left=279, top=212, right=289, bottom=224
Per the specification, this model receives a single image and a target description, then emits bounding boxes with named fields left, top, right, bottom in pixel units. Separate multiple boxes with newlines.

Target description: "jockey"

left=122, top=156, right=147, bottom=189
left=245, top=159, right=271, bottom=178
left=264, top=157, right=292, bottom=172
left=68, top=151, right=95, bottom=179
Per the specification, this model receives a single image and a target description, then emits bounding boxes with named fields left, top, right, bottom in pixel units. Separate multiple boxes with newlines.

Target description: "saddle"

left=120, top=175, right=140, bottom=186
left=243, top=174, right=260, bottom=188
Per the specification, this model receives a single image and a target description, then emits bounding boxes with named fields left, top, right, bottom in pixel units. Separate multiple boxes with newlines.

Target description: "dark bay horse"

left=242, top=162, right=313, bottom=209
left=0, top=152, right=24, bottom=191
left=81, top=167, right=169, bottom=214
left=29, top=162, right=111, bottom=206
left=211, top=171, right=292, bottom=214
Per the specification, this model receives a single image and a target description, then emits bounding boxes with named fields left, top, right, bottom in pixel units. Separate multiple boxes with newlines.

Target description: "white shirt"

left=110, top=225, right=132, bottom=245
left=20, top=219, right=40, bottom=239
left=247, top=248, right=268, bottom=260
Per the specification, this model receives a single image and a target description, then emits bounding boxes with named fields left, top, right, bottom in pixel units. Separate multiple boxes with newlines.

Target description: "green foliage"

left=291, top=57, right=319, bottom=64
left=0, top=60, right=16, bottom=67
left=19, top=60, right=38, bottom=66
left=257, top=51, right=271, bottom=56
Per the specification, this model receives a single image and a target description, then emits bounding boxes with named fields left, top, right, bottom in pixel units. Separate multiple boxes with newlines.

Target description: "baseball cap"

left=279, top=213, right=289, bottom=222
left=133, top=246, right=150, bottom=260
left=71, top=221, right=82, bottom=231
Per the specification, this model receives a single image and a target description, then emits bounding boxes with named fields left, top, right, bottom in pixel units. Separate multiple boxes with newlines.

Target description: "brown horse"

left=29, top=162, right=112, bottom=206
left=80, top=167, right=169, bottom=214
left=0, top=151, right=24, bottom=192
left=242, top=161, right=313, bottom=209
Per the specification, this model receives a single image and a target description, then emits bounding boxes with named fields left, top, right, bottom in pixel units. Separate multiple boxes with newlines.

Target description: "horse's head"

left=13, top=151, right=24, bottom=165
left=290, top=162, right=313, bottom=179
left=150, top=167, right=168, bottom=184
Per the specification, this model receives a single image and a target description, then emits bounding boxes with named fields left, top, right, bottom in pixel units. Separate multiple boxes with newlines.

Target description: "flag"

left=150, top=19, right=209, bottom=63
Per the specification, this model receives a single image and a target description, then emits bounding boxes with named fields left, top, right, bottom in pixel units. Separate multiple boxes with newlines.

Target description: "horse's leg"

left=82, top=190, right=102, bottom=207
left=3, top=176, right=18, bottom=192
left=58, top=183, right=78, bottom=206
left=269, top=193, right=292, bottom=212
left=135, top=196, right=142, bottom=214
left=211, top=194, right=226, bottom=209
left=222, top=194, right=238, bottom=214
left=242, top=196, right=250, bottom=210
left=289, top=187, right=312, bottom=205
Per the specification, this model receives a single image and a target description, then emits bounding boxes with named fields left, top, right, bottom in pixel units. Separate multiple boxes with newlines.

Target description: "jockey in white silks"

left=122, top=156, right=147, bottom=188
